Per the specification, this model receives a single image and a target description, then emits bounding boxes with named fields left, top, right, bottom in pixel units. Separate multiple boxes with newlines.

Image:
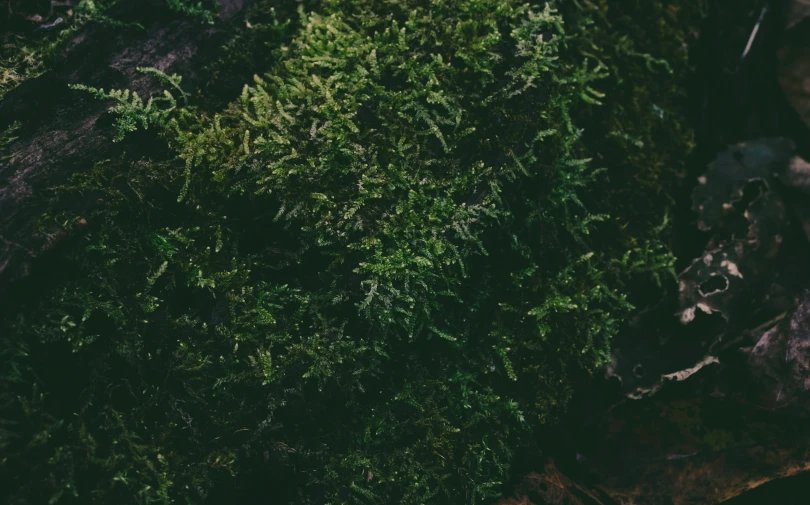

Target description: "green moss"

left=2, top=1, right=705, bottom=504
left=197, top=0, right=296, bottom=111
left=163, top=0, right=219, bottom=23
left=0, top=6, right=94, bottom=100
left=0, top=121, right=20, bottom=160
left=0, top=0, right=221, bottom=102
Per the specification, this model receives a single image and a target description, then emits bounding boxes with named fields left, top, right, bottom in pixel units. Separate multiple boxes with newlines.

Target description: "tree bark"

left=0, top=0, right=252, bottom=296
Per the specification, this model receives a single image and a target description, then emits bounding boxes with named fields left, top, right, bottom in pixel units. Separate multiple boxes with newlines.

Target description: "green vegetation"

left=0, top=0, right=219, bottom=101
left=0, top=0, right=101, bottom=100
left=1, top=0, right=705, bottom=503
left=163, top=0, right=219, bottom=23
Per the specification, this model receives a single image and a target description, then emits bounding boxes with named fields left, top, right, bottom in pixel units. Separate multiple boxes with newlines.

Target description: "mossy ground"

left=1, top=1, right=707, bottom=504
left=0, top=0, right=220, bottom=101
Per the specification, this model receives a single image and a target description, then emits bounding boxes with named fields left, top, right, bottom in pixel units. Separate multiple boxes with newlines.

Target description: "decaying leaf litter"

left=499, top=2, right=810, bottom=504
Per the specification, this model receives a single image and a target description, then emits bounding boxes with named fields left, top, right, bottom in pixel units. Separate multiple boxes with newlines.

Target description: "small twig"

left=0, top=233, right=35, bottom=255
left=38, top=16, right=62, bottom=30
left=738, top=3, right=770, bottom=68
left=715, top=311, right=789, bottom=354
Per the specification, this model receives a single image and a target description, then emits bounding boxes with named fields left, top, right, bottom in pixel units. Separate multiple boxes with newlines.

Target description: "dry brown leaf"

left=596, top=441, right=810, bottom=505
left=787, top=291, right=810, bottom=394
left=780, top=2, right=810, bottom=128
left=788, top=0, right=810, bottom=29
left=496, top=461, right=605, bottom=505
left=780, top=46, right=810, bottom=128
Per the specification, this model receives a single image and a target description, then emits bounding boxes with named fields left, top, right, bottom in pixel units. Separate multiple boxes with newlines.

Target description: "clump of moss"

left=0, top=0, right=100, bottom=101
left=0, top=0, right=222, bottom=101
left=1, top=1, right=704, bottom=504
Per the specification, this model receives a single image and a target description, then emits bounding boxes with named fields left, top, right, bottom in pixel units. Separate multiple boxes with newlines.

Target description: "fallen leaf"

left=594, top=440, right=810, bottom=505
left=691, top=139, right=792, bottom=232
left=496, top=460, right=604, bottom=505
left=787, top=0, right=810, bottom=29
left=779, top=6, right=810, bottom=128
left=607, top=140, right=793, bottom=399
left=776, top=155, right=810, bottom=245
left=742, top=318, right=792, bottom=409
left=787, top=290, right=810, bottom=394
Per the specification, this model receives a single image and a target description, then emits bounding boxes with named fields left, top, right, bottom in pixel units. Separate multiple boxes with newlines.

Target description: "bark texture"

left=0, top=0, right=251, bottom=295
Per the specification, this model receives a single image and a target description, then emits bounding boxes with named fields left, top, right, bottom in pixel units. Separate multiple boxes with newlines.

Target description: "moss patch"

left=0, top=0, right=222, bottom=102
left=2, top=1, right=706, bottom=504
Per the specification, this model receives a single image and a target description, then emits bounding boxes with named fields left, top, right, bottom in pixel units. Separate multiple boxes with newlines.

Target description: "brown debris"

left=496, top=461, right=604, bottom=505
left=787, top=0, right=810, bottom=30
left=779, top=1, right=810, bottom=129
left=595, top=441, right=810, bottom=505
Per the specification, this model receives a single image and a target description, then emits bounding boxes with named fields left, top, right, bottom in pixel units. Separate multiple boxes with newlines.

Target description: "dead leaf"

left=496, top=460, right=604, bottom=505
left=788, top=0, right=810, bottom=30
left=681, top=140, right=788, bottom=343
left=594, top=440, right=810, bottom=505
left=607, top=141, right=793, bottom=399
left=742, top=318, right=792, bottom=409
left=779, top=6, right=810, bottom=129
left=779, top=45, right=810, bottom=129
left=691, top=139, right=793, bottom=232
left=787, top=290, right=810, bottom=394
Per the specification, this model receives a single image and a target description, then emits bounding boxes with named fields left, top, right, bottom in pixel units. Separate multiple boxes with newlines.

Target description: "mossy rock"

left=0, top=1, right=706, bottom=503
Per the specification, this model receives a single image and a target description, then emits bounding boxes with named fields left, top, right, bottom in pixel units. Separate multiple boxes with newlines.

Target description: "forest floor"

left=2, top=1, right=810, bottom=504
left=501, top=1, right=810, bottom=503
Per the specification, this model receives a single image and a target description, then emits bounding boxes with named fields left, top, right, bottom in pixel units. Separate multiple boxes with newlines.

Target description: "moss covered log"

left=1, top=1, right=706, bottom=503
left=0, top=0, right=222, bottom=101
